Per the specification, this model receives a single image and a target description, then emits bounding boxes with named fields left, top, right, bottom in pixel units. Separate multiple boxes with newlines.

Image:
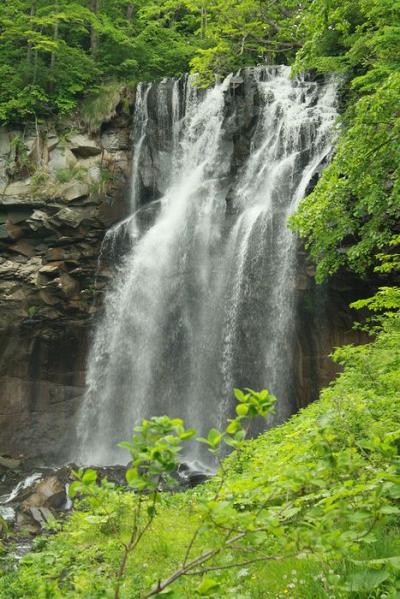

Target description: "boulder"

left=9, top=240, right=37, bottom=258
left=29, top=506, right=53, bottom=528
left=16, top=257, right=42, bottom=283
left=21, top=475, right=65, bottom=511
left=53, top=206, right=98, bottom=229
left=69, top=134, right=102, bottom=158
left=27, top=210, right=54, bottom=232
left=1, top=180, right=38, bottom=206
left=0, top=260, right=15, bottom=275
left=62, top=181, right=90, bottom=202
left=45, top=246, right=81, bottom=262
left=39, top=262, right=65, bottom=275
left=48, top=147, right=77, bottom=175
left=53, top=207, right=85, bottom=228
left=7, top=210, right=32, bottom=225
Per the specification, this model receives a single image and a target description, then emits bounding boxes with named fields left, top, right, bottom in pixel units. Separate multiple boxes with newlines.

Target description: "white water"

left=76, top=66, right=337, bottom=465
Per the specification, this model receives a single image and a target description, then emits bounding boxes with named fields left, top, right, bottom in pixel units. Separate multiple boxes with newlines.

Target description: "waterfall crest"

left=77, top=66, right=337, bottom=465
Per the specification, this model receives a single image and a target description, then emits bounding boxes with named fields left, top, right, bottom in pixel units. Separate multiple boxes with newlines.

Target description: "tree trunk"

left=90, top=0, right=100, bottom=57
left=50, top=1, right=59, bottom=72
left=27, top=3, right=35, bottom=66
left=126, top=3, right=134, bottom=22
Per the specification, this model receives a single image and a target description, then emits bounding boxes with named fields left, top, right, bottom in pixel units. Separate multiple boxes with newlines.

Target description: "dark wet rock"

left=175, top=463, right=212, bottom=489
left=0, top=98, right=133, bottom=460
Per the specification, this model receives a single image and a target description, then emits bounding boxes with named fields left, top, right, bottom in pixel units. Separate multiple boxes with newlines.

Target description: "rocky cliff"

left=0, top=94, right=133, bottom=460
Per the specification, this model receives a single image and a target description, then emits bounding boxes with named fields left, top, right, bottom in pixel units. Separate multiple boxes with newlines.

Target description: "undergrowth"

left=0, top=310, right=399, bottom=598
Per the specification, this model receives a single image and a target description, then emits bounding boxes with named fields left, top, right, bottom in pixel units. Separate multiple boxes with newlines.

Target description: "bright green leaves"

left=198, top=389, right=276, bottom=454
left=118, top=416, right=197, bottom=492
left=291, top=0, right=400, bottom=281
left=4, top=315, right=400, bottom=599
left=69, top=468, right=98, bottom=498
left=0, top=0, right=201, bottom=124
left=196, top=577, right=221, bottom=595
left=197, top=428, right=223, bottom=450
left=187, top=0, right=304, bottom=85
left=235, top=403, right=249, bottom=417
left=0, top=0, right=313, bottom=121
left=234, top=388, right=277, bottom=419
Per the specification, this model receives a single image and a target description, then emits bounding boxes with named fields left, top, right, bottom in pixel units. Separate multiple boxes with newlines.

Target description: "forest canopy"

left=0, top=0, right=399, bottom=279
left=0, top=0, right=303, bottom=124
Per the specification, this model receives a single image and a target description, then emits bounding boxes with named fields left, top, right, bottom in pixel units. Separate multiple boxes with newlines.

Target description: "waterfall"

left=76, top=66, right=337, bottom=466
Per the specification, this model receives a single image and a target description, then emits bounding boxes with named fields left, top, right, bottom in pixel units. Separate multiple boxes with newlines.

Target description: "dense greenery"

left=1, top=294, right=399, bottom=597
left=1, top=1, right=399, bottom=596
left=290, top=0, right=400, bottom=279
left=1, top=0, right=398, bottom=276
left=0, top=0, right=303, bottom=124
left=0, top=0, right=197, bottom=122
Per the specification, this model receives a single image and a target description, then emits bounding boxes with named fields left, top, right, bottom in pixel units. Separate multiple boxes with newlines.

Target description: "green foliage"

left=119, top=416, right=196, bottom=492
left=1, top=318, right=399, bottom=597
left=1, top=1, right=399, bottom=595
left=291, top=0, right=400, bottom=280
left=30, top=167, right=50, bottom=190
left=0, top=0, right=202, bottom=124
left=55, top=164, right=86, bottom=183
left=187, top=0, right=305, bottom=85
left=0, top=0, right=315, bottom=121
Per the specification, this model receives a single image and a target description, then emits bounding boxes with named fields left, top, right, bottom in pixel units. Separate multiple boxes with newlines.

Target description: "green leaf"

left=197, top=578, right=221, bottom=595
left=68, top=481, right=81, bottom=498
left=347, top=569, right=390, bottom=592
left=234, top=388, right=246, bottom=402
left=226, top=419, right=240, bottom=434
left=180, top=428, right=196, bottom=440
left=82, top=469, right=97, bottom=484
left=207, top=429, right=222, bottom=449
left=126, top=468, right=143, bottom=487
left=236, top=404, right=249, bottom=416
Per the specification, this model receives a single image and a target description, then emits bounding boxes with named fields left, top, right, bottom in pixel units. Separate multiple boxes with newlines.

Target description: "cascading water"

left=76, top=66, right=337, bottom=466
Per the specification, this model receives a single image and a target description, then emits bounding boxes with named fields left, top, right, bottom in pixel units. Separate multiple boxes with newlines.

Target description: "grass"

left=80, top=81, right=131, bottom=132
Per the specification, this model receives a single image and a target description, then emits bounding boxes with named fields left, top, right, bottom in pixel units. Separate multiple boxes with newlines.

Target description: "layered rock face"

left=0, top=101, right=133, bottom=460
